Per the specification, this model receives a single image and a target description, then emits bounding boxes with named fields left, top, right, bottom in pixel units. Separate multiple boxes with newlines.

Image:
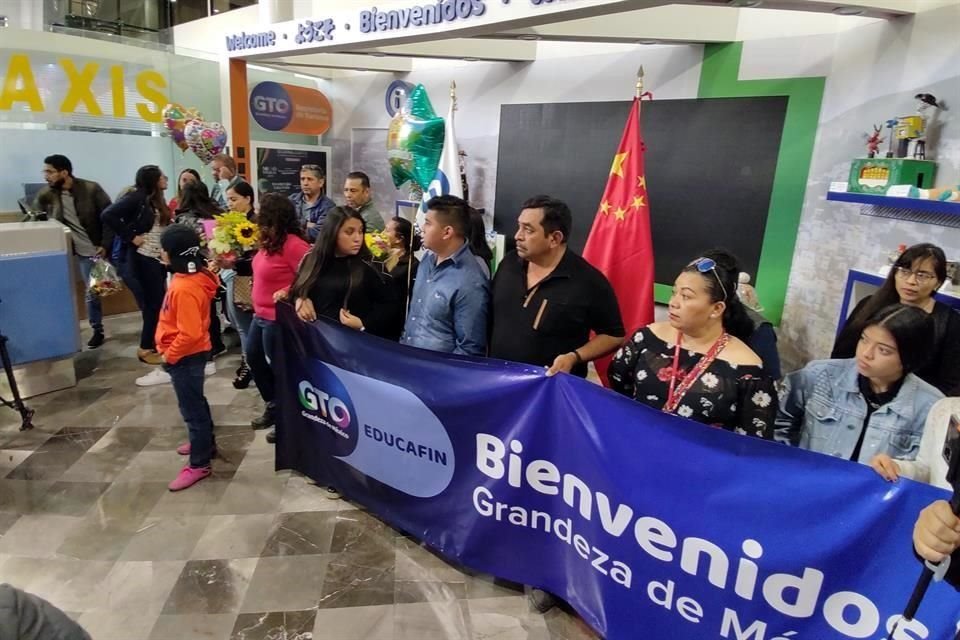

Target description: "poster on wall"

left=249, top=81, right=332, bottom=136
left=253, top=142, right=332, bottom=201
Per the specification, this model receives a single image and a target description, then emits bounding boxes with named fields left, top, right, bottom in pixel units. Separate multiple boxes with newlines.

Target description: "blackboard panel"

left=493, top=97, right=788, bottom=285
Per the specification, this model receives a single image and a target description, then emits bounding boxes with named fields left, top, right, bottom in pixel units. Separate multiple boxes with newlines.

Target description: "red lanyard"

left=664, top=331, right=730, bottom=415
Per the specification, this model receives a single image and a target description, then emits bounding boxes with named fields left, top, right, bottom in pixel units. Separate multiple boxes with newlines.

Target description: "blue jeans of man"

left=245, top=316, right=277, bottom=405
left=165, top=352, right=215, bottom=468
left=74, top=256, right=103, bottom=333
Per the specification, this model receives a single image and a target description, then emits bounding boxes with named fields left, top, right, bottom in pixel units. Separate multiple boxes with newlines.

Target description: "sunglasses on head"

left=689, top=257, right=729, bottom=301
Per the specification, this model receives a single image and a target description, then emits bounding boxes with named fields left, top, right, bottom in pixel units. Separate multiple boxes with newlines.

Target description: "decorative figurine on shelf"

left=866, top=124, right=884, bottom=158
left=894, top=93, right=940, bottom=159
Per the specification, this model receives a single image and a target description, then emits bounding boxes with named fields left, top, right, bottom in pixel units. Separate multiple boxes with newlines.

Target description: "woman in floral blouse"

left=609, top=250, right=776, bottom=438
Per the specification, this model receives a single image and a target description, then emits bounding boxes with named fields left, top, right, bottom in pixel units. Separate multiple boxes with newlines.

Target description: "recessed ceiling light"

left=729, top=0, right=762, bottom=6
left=832, top=5, right=864, bottom=14
left=637, top=39, right=659, bottom=45
left=369, top=52, right=387, bottom=57
left=517, top=34, right=540, bottom=41
left=463, top=57, right=479, bottom=62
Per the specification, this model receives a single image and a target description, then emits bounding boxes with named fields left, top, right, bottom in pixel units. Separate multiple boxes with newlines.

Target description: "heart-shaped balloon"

left=387, top=84, right=444, bottom=190
left=162, top=103, right=202, bottom=153
left=184, top=119, right=228, bottom=165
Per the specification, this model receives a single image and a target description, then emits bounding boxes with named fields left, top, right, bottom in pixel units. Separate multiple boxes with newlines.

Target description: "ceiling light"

left=637, top=39, right=659, bottom=45
left=728, top=0, right=762, bottom=6
left=369, top=52, right=387, bottom=57
left=517, top=34, right=540, bottom=41
left=463, top=57, right=479, bottom=62
left=832, top=5, right=864, bottom=14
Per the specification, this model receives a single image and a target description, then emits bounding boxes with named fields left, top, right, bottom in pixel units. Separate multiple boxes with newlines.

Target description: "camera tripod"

left=0, top=332, right=35, bottom=431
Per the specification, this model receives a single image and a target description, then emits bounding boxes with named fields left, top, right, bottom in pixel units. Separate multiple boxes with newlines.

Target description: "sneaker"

left=528, top=588, right=558, bottom=613
left=137, top=349, right=164, bottom=365
left=168, top=466, right=211, bottom=491
left=177, top=442, right=217, bottom=457
left=265, top=428, right=276, bottom=444
left=210, top=344, right=227, bottom=359
left=87, top=331, right=105, bottom=349
left=326, top=486, right=341, bottom=500
left=204, top=361, right=216, bottom=377
left=136, top=368, right=171, bottom=387
left=251, top=405, right=276, bottom=430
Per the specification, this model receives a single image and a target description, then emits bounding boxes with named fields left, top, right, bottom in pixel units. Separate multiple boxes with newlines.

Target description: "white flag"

left=419, top=95, right=462, bottom=225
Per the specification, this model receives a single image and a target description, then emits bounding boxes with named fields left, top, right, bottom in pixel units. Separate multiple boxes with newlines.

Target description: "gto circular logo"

left=250, top=81, right=293, bottom=131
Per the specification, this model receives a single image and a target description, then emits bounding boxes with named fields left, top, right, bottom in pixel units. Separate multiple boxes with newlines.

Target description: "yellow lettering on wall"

left=60, top=59, right=103, bottom=116
left=0, top=54, right=44, bottom=112
left=135, top=70, right=167, bottom=123
left=110, top=65, right=125, bottom=117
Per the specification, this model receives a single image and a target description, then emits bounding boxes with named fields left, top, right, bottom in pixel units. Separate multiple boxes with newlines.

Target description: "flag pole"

left=635, top=65, right=644, bottom=111
left=451, top=80, right=457, bottom=111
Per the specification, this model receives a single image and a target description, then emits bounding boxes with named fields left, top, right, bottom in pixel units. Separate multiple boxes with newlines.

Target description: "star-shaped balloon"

left=387, top=84, right=445, bottom=190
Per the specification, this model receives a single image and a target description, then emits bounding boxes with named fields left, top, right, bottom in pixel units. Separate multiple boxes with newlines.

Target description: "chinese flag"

left=582, top=98, right=655, bottom=385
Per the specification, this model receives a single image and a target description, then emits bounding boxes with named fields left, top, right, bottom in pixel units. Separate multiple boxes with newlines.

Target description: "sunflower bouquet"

left=365, top=231, right=390, bottom=260
left=208, top=212, right=259, bottom=267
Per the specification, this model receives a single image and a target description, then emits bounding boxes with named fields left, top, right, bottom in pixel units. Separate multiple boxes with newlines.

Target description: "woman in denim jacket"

left=776, top=304, right=943, bottom=464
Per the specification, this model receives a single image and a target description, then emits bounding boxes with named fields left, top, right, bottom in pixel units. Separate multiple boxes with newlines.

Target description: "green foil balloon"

left=387, top=84, right=445, bottom=190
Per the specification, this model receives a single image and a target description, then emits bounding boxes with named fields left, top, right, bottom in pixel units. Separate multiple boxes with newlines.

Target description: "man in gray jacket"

left=0, top=584, right=92, bottom=640
left=36, top=154, right=113, bottom=348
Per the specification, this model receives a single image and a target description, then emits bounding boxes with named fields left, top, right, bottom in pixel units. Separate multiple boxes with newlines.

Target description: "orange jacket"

left=155, top=271, right=219, bottom=365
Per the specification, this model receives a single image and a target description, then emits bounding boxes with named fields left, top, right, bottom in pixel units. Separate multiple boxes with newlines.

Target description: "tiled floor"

left=0, top=314, right=600, bottom=640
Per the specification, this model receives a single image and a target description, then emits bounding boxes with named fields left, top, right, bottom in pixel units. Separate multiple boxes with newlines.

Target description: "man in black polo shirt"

left=490, top=195, right=625, bottom=613
left=490, top=195, right=625, bottom=379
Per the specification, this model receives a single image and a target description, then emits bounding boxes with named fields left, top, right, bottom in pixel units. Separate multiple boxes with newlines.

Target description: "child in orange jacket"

left=157, top=224, right=221, bottom=491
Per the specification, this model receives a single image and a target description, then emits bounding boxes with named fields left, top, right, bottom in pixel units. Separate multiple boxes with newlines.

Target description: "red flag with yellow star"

left=582, top=97, right=654, bottom=383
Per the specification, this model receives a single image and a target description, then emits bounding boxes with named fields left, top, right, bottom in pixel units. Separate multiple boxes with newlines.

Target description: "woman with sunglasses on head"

left=609, top=249, right=776, bottom=439
left=777, top=304, right=942, bottom=464
left=832, top=243, right=960, bottom=395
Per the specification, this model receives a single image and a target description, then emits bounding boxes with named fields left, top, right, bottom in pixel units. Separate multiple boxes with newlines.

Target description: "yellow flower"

left=233, top=221, right=258, bottom=248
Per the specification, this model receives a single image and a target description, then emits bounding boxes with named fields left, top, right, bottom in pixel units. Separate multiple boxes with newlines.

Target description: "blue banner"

left=273, top=306, right=960, bottom=640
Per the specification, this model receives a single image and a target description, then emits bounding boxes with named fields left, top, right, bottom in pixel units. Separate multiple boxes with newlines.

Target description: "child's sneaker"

left=168, top=466, right=211, bottom=491
left=176, top=443, right=217, bottom=457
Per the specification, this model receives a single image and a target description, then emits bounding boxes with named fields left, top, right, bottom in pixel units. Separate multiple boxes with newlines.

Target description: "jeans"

left=74, top=256, right=103, bottom=333
left=246, top=315, right=278, bottom=405
left=165, top=352, right=215, bottom=468
left=130, top=251, right=167, bottom=351
left=223, top=271, right=253, bottom=352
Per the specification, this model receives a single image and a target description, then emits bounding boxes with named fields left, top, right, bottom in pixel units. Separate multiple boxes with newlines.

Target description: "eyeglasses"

left=894, top=266, right=937, bottom=284
left=689, top=257, right=728, bottom=301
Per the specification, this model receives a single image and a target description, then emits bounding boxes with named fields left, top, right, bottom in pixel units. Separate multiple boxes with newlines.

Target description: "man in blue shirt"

left=289, top=164, right=335, bottom=241
left=401, top=195, right=489, bottom=355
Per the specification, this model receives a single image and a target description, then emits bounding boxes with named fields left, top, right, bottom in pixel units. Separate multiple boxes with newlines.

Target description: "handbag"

left=232, top=275, right=254, bottom=310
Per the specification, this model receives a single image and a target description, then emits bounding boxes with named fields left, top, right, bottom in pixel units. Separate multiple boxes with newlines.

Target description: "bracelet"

left=571, top=350, right=583, bottom=364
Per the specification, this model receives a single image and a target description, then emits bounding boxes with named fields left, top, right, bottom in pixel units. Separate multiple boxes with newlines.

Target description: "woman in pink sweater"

left=246, top=194, right=311, bottom=432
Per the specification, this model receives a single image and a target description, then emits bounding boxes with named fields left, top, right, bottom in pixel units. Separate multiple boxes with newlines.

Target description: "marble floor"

left=0, top=314, right=600, bottom=640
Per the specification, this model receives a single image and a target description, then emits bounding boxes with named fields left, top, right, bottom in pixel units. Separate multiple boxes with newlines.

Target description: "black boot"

left=265, top=428, right=276, bottom=444
left=233, top=357, right=253, bottom=390
left=87, top=330, right=105, bottom=349
left=251, top=403, right=276, bottom=430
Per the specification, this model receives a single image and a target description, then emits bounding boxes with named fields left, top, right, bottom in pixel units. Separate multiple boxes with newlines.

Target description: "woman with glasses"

left=777, top=304, right=942, bottom=464
left=832, top=243, right=960, bottom=395
left=609, top=249, right=776, bottom=439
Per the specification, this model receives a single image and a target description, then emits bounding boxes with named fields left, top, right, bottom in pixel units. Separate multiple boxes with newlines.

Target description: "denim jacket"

left=401, top=242, right=490, bottom=356
left=775, top=359, right=943, bottom=464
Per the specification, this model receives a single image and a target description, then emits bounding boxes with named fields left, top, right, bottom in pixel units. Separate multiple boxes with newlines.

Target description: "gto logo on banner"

left=249, top=81, right=331, bottom=135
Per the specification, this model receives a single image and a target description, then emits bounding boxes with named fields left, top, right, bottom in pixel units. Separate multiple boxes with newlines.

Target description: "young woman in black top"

left=290, top=207, right=397, bottom=337
left=832, top=243, right=960, bottom=395
left=383, top=216, right=420, bottom=340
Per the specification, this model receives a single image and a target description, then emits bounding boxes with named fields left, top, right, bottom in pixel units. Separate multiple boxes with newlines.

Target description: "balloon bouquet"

left=162, top=103, right=229, bottom=165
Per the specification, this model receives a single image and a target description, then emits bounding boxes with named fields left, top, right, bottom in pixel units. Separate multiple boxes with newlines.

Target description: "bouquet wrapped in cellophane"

left=208, top=212, right=258, bottom=268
